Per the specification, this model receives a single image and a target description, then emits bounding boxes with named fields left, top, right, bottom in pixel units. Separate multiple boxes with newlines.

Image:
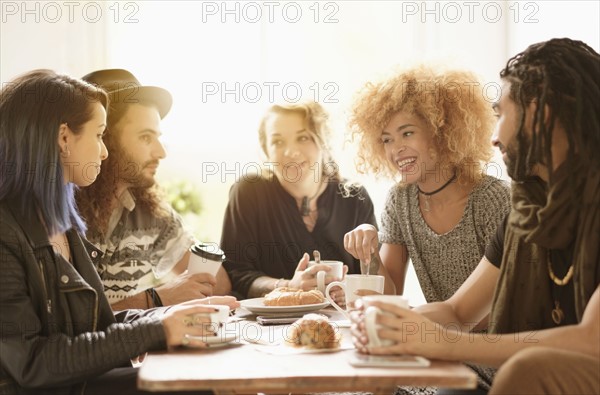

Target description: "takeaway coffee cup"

left=363, top=295, right=409, bottom=347
left=325, top=274, right=384, bottom=318
left=188, top=242, right=225, bottom=276
left=307, top=260, right=344, bottom=295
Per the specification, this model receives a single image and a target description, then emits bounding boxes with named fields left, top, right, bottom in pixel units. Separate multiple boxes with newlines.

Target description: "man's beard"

left=504, top=142, right=519, bottom=180
left=504, top=132, right=536, bottom=181
left=117, top=148, right=157, bottom=189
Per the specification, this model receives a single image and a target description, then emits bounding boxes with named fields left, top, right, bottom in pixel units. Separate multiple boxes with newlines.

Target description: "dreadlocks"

left=500, top=38, right=600, bottom=183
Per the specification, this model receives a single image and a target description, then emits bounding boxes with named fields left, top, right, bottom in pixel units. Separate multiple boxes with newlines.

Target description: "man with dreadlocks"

left=351, top=38, right=599, bottom=395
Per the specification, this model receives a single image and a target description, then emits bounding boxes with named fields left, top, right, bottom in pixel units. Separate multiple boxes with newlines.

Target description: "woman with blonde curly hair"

left=344, top=66, right=510, bottom=392
left=221, top=101, right=395, bottom=299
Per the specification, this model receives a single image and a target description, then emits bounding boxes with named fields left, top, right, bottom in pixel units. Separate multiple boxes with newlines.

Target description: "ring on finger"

left=181, top=335, right=190, bottom=346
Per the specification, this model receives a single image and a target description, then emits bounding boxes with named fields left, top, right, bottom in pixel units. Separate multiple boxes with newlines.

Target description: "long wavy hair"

left=349, top=65, right=495, bottom=186
left=76, top=100, right=167, bottom=237
left=0, top=69, right=108, bottom=235
left=258, top=101, right=341, bottom=183
left=500, top=38, right=600, bottom=184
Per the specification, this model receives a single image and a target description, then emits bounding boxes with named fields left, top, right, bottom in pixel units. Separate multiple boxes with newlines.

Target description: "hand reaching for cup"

left=288, top=253, right=345, bottom=292
left=288, top=253, right=329, bottom=290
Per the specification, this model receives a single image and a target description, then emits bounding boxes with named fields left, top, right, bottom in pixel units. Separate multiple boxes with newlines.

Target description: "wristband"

left=146, top=288, right=163, bottom=307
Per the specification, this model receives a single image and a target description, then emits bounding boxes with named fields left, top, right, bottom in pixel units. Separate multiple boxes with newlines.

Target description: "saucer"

left=184, top=332, right=237, bottom=348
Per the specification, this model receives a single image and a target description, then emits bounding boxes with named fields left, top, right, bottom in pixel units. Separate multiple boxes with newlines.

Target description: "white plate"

left=240, top=297, right=329, bottom=314
left=184, top=332, right=237, bottom=348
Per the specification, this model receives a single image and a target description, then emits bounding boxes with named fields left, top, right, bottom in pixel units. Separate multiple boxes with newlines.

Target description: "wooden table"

left=138, top=310, right=477, bottom=394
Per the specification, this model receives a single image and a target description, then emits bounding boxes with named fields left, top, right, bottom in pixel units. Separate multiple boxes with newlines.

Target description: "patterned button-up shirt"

left=88, top=190, right=195, bottom=304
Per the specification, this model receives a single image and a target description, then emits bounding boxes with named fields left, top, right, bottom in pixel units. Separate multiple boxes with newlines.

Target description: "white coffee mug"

left=363, top=295, right=409, bottom=347
left=187, top=304, right=230, bottom=338
left=325, top=274, right=384, bottom=318
left=188, top=243, right=225, bottom=276
left=307, top=260, right=344, bottom=295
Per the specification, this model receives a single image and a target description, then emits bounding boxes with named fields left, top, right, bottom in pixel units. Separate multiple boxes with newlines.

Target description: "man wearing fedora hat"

left=76, top=69, right=231, bottom=310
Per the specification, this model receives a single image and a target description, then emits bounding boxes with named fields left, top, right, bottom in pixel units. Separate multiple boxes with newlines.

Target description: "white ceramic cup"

left=187, top=243, right=225, bottom=276
left=325, top=274, right=384, bottom=318
left=363, top=295, right=409, bottom=347
left=188, top=304, right=230, bottom=336
left=307, top=260, right=344, bottom=295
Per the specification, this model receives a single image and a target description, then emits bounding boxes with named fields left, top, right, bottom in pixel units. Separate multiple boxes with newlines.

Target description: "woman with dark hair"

left=0, top=69, right=238, bottom=394
left=221, top=101, right=395, bottom=299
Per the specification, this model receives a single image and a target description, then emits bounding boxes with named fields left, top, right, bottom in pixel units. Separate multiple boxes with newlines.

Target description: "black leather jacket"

left=0, top=200, right=167, bottom=394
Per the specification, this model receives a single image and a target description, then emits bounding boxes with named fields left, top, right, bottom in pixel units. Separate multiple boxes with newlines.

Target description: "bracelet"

left=145, top=288, right=151, bottom=309
left=146, top=288, right=163, bottom=307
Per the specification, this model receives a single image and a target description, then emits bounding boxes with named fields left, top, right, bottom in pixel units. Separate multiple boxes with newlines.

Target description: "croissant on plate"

left=263, top=287, right=325, bottom=306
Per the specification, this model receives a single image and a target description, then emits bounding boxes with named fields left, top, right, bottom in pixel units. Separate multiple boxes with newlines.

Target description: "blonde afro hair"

left=349, top=65, right=495, bottom=185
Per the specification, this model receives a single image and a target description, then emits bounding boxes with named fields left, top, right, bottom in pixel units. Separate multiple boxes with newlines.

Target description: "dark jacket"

left=0, top=200, right=167, bottom=395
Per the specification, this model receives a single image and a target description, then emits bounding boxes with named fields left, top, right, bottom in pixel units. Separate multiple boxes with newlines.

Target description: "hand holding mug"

left=161, top=304, right=224, bottom=348
left=363, top=295, right=409, bottom=348
left=325, top=274, right=385, bottom=319
left=288, top=253, right=339, bottom=291
left=357, top=299, right=443, bottom=358
left=349, top=305, right=369, bottom=353
left=307, top=259, right=344, bottom=295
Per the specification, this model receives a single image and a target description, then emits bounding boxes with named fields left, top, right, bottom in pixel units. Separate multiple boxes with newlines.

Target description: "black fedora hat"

left=82, top=69, right=172, bottom=119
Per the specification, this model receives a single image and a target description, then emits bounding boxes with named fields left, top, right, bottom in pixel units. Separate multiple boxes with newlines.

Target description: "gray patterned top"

left=380, top=175, right=510, bottom=303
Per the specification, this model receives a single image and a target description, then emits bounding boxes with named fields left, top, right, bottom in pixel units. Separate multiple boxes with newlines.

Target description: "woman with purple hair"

left=0, top=69, right=237, bottom=394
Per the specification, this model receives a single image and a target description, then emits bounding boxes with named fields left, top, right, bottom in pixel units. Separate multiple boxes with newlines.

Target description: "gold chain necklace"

left=547, top=249, right=574, bottom=325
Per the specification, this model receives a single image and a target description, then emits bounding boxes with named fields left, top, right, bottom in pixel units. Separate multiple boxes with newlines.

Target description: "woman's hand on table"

left=344, top=224, right=379, bottom=264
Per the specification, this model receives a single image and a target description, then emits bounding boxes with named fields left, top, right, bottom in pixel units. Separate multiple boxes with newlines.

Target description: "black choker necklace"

left=417, top=173, right=457, bottom=212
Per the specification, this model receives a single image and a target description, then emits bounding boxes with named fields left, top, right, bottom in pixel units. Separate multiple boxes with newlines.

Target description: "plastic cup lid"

left=190, top=243, right=225, bottom=261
